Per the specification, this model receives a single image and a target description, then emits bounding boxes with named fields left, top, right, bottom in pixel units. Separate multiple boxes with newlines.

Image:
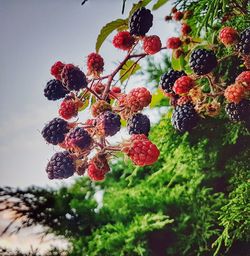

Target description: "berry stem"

left=105, top=146, right=121, bottom=152
left=86, top=87, right=102, bottom=100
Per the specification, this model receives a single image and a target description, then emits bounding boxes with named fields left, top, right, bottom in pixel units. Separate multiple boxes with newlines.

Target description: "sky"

left=0, top=0, right=176, bottom=252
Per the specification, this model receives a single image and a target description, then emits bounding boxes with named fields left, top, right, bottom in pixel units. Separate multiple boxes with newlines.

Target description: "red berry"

left=122, top=134, right=160, bottom=166
left=166, top=37, right=182, bottom=49
left=236, top=71, right=250, bottom=90
left=59, top=99, right=78, bottom=120
left=173, top=11, right=183, bottom=21
left=126, top=87, right=152, bottom=112
left=219, top=27, right=239, bottom=46
left=87, top=154, right=110, bottom=181
left=173, top=76, right=195, bottom=95
left=143, top=35, right=162, bottom=55
left=181, top=24, right=191, bottom=36
left=224, top=84, right=246, bottom=103
left=51, top=61, right=65, bottom=81
left=92, top=82, right=105, bottom=95
left=109, top=86, right=122, bottom=99
left=87, top=52, right=104, bottom=76
left=177, top=96, right=192, bottom=106
left=111, top=86, right=121, bottom=94
left=112, top=31, right=135, bottom=51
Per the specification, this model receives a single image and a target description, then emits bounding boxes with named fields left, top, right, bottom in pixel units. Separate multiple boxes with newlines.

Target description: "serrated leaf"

left=152, top=0, right=168, bottom=10
left=119, top=60, right=141, bottom=84
left=96, top=19, right=128, bottom=53
left=128, top=0, right=153, bottom=18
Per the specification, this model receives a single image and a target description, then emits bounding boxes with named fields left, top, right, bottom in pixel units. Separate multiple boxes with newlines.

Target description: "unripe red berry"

left=181, top=23, right=191, bottom=36
left=235, top=71, right=250, bottom=90
left=224, top=84, right=246, bottom=103
left=173, top=11, right=183, bottom=21
left=173, top=76, right=195, bottom=95
left=219, top=27, right=239, bottom=46
left=164, top=15, right=172, bottom=21
left=167, top=37, right=182, bottom=49
left=143, top=35, right=162, bottom=55
left=87, top=52, right=104, bottom=77
left=88, top=154, right=110, bottom=181
left=59, top=99, right=78, bottom=120
left=51, top=61, right=65, bottom=81
left=112, top=31, right=135, bottom=51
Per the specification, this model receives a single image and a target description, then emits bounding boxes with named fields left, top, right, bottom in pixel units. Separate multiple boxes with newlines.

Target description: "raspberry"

left=236, top=71, right=250, bottom=90
left=112, top=31, right=135, bottom=51
left=177, top=96, right=192, bottom=106
left=160, top=69, right=186, bottom=94
left=224, top=84, right=246, bottom=103
left=173, top=11, right=183, bottom=21
left=59, top=99, right=78, bottom=120
left=50, top=61, right=65, bottom=81
left=129, top=7, right=153, bottom=36
left=126, top=87, right=152, bottom=112
left=143, top=35, right=162, bottom=55
left=173, top=76, right=195, bottom=95
left=225, top=99, right=250, bottom=123
left=181, top=24, right=191, bottom=36
left=96, top=111, right=121, bottom=137
left=189, top=49, right=217, bottom=75
left=127, top=113, right=150, bottom=136
left=219, top=27, right=239, bottom=46
left=87, top=154, right=110, bottom=181
left=122, top=134, right=160, bottom=166
left=44, top=79, right=68, bottom=101
left=65, top=127, right=92, bottom=152
left=61, top=64, right=87, bottom=91
left=171, top=102, right=199, bottom=132
left=91, top=100, right=112, bottom=117
left=42, top=118, right=69, bottom=145
left=87, top=52, right=104, bottom=76
left=236, top=28, right=250, bottom=55
left=46, top=151, right=75, bottom=180
left=166, top=37, right=182, bottom=49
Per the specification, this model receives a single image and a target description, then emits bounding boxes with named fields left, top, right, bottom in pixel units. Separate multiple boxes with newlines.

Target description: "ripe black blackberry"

left=171, top=102, right=199, bottom=132
left=189, top=49, right=217, bottom=75
left=44, top=79, right=68, bottom=101
left=46, top=151, right=75, bottom=179
left=236, top=28, right=250, bottom=55
left=160, top=69, right=186, bottom=93
left=42, top=118, right=69, bottom=145
left=225, top=99, right=250, bottom=124
left=61, top=64, right=88, bottom=91
left=127, top=113, right=150, bottom=136
left=66, top=127, right=92, bottom=150
left=96, top=111, right=121, bottom=137
left=129, top=7, right=153, bottom=36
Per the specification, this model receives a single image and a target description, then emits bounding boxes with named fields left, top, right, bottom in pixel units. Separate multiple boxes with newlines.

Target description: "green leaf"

left=171, top=52, right=186, bottom=71
left=119, top=60, right=141, bottom=84
left=96, top=19, right=128, bottom=53
left=152, top=0, right=168, bottom=10
left=120, top=119, right=127, bottom=127
left=128, top=0, right=153, bottom=18
left=150, top=89, right=168, bottom=108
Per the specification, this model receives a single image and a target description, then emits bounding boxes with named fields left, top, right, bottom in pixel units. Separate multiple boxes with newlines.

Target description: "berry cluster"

left=42, top=7, right=162, bottom=181
left=162, top=11, right=250, bottom=132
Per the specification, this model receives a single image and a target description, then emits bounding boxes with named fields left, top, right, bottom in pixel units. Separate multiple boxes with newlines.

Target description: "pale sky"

left=0, top=0, right=178, bottom=253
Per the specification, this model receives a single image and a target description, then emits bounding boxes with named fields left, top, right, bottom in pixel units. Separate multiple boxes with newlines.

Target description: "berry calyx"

left=127, top=113, right=150, bottom=136
left=44, top=79, right=68, bottom=101
left=87, top=154, right=110, bottom=181
left=51, top=61, right=65, bottom=81
left=166, top=37, right=182, bottom=49
left=91, top=100, right=112, bottom=117
left=173, top=76, right=195, bottom=95
left=224, top=84, right=246, bottom=103
left=219, top=27, right=239, bottom=46
left=143, top=35, right=162, bottom=55
left=59, top=99, right=79, bottom=120
left=61, top=64, right=88, bottom=91
left=236, top=71, right=250, bottom=90
left=112, top=31, right=135, bottom=51
left=46, top=151, right=75, bottom=180
left=87, top=52, right=104, bottom=77
left=122, top=134, right=160, bottom=166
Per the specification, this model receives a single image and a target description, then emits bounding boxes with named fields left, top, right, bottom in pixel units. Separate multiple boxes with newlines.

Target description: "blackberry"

left=189, top=49, right=217, bottom=75
left=127, top=113, right=150, bottom=136
left=46, top=151, right=75, bottom=179
left=61, top=64, right=88, bottom=91
left=225, top=99, right=250, bottom=124
left=44, top=79, right=68, bottom=101
left=171, top=102, right=199, bottom=132
left=129, top=7, right=153, bottom=36
left=160, top=69, right=186, bottom=93
left=96, top=111, right=121, bottom=137
left=42, top=118, right=69, bottom=145
left=66, top=127, right=92, bottom=150
left=236, top=28, right=250, bottom=55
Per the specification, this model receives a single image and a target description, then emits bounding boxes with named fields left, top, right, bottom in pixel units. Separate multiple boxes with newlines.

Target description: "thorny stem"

left=104, top=146, right=122, bottom=152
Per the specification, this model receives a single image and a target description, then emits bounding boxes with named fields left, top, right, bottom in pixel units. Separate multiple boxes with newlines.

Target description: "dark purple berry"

left=127, top=113, right=150, bottom=136
left=44, top=79, right=68, bottom=101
